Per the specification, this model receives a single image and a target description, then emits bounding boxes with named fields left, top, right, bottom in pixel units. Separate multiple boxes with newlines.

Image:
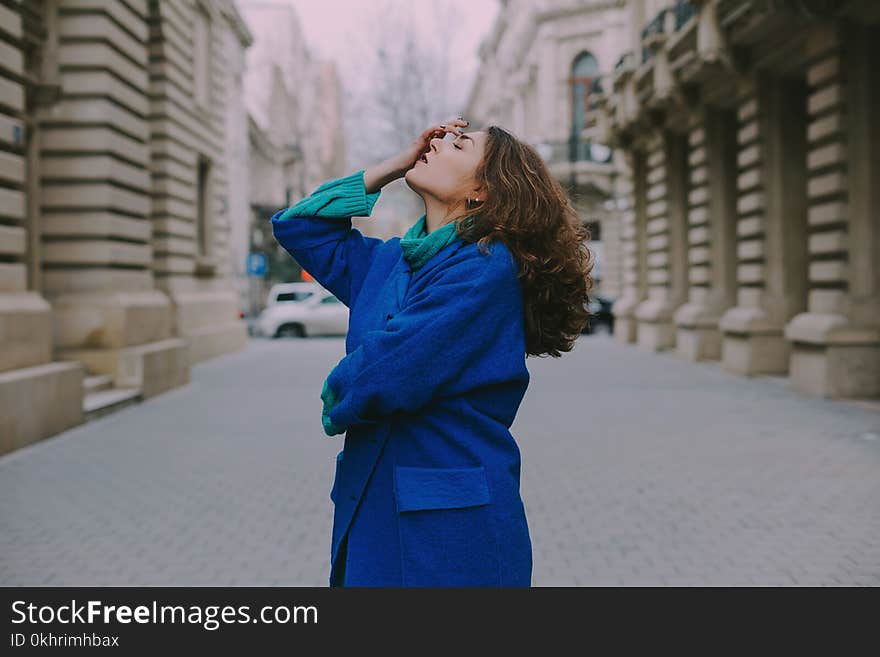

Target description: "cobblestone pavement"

left=1, top=335, right=878, bottom=586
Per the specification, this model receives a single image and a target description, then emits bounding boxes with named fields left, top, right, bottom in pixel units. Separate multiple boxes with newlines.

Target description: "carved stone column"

left=634, top=129, right=689, bottom=351
left=675, top=106, right=738, bottom=360
left=612, top=150, right=645, bottom=343
left=719, top=74, right=809, bottom=375
left=784, top=23, right=880, bottom=398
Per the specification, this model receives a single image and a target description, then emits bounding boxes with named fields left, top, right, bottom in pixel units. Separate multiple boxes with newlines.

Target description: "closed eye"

left=454, top=143, right=462, bottom=150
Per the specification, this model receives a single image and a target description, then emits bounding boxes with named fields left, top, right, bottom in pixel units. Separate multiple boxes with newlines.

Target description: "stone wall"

left=0, top=0, right=252, bottom=456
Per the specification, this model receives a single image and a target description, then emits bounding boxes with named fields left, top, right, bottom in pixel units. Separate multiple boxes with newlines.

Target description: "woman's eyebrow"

left=457, top=134, right=474, bottom=146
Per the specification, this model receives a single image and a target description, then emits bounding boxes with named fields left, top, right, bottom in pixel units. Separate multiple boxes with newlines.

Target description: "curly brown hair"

left=451, top=125, right=595, bottom=357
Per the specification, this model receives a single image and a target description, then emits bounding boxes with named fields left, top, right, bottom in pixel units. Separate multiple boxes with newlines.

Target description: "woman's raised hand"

left=363, top=117, right=468, bottom=194
left=396, top=117, right=469, bottom=174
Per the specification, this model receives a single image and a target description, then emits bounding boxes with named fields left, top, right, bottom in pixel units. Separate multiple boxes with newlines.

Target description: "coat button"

left=349, top=494, right=357, bottom=501
left=386, top=313, right=393, bottom=320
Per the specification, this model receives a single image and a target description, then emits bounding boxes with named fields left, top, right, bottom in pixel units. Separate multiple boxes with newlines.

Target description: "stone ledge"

left=58, top=337, right=189, bottom=399
left=51, top=290, right=173, bottom=349
left=721, top=332, right=790, bottom=376
left=83, top=387, right=142, bottom=419
left=784, top=312, right=880, bottom=346
left=184, top=322, right=248, bottom=366
left=0, top=361, right=85, bottom=457
left=789, top=342, right=880, bottom=399
left=0, top=292, right=54, bottom=371
left=718, top=306, right=784, bottom=335
left=611, top=292, right=642, bottom=319
left=117, top=338, right=190, bottom=398
left=634, top=297, right=677, bottom=323
left=674, top=301, right=723, bottom=329
left=171, top=290, right=242, bottom=333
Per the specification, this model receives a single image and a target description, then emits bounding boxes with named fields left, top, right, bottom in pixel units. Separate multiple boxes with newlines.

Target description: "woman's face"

left=404, top=130, right=487, bottom=204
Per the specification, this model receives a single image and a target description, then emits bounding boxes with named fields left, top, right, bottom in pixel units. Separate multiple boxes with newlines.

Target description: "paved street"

left=1, top=335, right=879, bottom=586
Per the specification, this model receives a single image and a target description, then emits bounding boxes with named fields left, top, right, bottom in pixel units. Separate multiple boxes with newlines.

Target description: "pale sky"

left=239, top=0, right=502, bottom=200
left=286, top=0, right=498, bottom=67
left=282, top=0, right=500, bottom=113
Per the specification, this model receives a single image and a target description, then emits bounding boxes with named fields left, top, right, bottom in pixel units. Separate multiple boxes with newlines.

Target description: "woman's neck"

left=423, top=196, right=453, bottom=234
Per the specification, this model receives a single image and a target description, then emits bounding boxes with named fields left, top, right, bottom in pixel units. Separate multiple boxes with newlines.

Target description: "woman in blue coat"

left=271, top=117, right=593, bottom=586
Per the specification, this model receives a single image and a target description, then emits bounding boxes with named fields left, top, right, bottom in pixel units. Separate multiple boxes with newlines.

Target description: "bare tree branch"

left=340, top=0, right=463, bottom=170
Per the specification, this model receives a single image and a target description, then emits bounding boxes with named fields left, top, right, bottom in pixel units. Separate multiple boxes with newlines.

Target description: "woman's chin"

left=404, top=167, right=423, bottom=188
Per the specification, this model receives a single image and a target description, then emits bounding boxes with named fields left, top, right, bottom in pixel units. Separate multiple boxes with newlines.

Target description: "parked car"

left=582, top=295, right=615, bottom=335
left=257, top=286, right=349, bottom=338
left=266, top=282, right=321, bottom=305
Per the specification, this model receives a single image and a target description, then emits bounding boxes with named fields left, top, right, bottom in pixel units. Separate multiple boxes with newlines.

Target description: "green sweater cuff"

left=279, top=169, right=381, bottom=221
left=321, top=376, right=346, bottom=437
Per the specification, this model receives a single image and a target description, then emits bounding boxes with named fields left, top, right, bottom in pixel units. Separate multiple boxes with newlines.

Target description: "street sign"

left=246, top=252, right=267, bottom=277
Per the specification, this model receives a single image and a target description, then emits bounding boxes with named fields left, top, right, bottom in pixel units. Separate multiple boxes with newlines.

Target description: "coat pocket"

left=330, top=449, right=344, bottom=504
left=394, top=465, right=500, bottom=586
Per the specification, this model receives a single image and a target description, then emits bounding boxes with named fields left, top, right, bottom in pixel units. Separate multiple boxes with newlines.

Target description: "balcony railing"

left=641, top=1, right=697, bottom=63
left=641, top=8, right=668, bottom=42
left=614, top=51, right=636, bottom=75
left=673, top=0, right=698, bottom=29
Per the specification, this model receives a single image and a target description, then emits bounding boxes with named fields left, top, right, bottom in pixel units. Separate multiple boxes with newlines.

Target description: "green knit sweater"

left=399, top=214, right=462, bottom=271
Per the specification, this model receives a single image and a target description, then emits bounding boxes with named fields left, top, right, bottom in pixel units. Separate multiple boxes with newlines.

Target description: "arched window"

left=570, top=51, right=599, bottom=138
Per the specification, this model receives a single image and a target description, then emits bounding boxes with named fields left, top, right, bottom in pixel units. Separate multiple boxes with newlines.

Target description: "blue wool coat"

left=270, top=170, right=533, bottom=587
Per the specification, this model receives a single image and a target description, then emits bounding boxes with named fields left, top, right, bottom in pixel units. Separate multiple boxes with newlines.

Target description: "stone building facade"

left=465, top=0, right=630, bottom=300
left=595, top=0, right=879, bottom=399
left=0, top=0, right=252, bottom=455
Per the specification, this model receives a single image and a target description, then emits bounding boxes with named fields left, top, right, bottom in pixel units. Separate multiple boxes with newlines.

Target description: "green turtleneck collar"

left=399, top=214, right=463, bottom=271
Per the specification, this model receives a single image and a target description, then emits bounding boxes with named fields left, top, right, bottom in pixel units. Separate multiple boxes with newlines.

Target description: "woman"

left=270, top=117, right=593, bottom=587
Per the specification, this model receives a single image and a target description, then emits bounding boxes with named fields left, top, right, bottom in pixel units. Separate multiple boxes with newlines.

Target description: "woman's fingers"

left=439, top=119, right=466, bottom=136
left=417, top=118, right=469, bottom=156
left=428, top=118, right=467, bottom=139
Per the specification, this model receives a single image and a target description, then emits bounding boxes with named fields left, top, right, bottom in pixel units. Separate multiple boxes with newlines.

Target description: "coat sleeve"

left=323, top=249, right=524, bottom=432
left=270, top=169, right=384, bottom=307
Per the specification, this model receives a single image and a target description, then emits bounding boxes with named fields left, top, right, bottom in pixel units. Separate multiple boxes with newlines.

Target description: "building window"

left=193, top=5, right=210, bottom=108
left=197, top=157, right=211, bottom=256
left=569, top=51, right=599, bottom=139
